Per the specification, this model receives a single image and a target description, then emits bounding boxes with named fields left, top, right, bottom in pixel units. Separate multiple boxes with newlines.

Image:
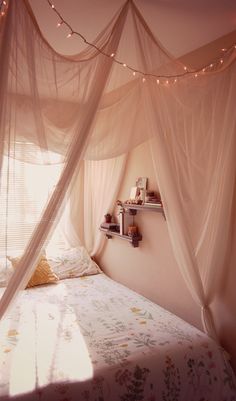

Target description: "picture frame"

left=136, top=177, right=148, bottom=190
left=130, top=186, right=139, bottom=200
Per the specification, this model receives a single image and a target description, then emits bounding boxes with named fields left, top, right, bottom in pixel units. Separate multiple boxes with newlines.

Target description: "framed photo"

left=136, top=177, right=148, bottom=190
left=130, top=186, right=139, bottom=200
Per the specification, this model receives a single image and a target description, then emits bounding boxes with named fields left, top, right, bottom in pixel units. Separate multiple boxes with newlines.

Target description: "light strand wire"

left=46, top=0, right=236, bottom=82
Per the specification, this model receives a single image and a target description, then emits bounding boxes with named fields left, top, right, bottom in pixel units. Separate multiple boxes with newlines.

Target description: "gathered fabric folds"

left=0, top=0, right=236, bottom=341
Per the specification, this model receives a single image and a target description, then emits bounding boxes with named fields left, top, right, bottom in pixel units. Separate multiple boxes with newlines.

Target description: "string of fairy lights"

left=0, top=0, right=7, bottom=16
left=1, top=0, right=236, bottom=84
left=45, top=0, right=236, bottom=85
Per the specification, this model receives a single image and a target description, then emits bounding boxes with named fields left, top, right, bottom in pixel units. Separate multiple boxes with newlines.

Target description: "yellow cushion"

left=8, top=254, right=59, bottom=289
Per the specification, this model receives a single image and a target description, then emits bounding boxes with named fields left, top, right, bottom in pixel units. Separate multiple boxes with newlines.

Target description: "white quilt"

left=0, top=274, right=235, bottom=401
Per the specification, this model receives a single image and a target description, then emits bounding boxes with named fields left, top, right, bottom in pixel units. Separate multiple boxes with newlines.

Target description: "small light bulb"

left=220, top=59, right=223, bottom=64
left=202, top=68, right=206, bottom=72
left=194, top=73, right=198, bottom=78
left=221, top=48, right=227, bottom=52
left=3, top=0, right=7, bottom=5
left=210, top=63, right=213, bottom=68
left=142, top=77, right=146, bottom=83
left=184, top=66, right=187, bottom=71
left=110, top=53, right=115, bottom=58
left=67, top=32, right=72, bottom=38
left=57, top=21, right=62, bottom=28
left=51, top=4, right=55, bottom=8
left=133, top=71, right=136, bottom=76
left=174, top=78, right=177, bottom=83
left=156, top=79, right=160, bottom=84
left=123, top=63, right=127, bottom=67
left=166, top=80, right=169, bottom=85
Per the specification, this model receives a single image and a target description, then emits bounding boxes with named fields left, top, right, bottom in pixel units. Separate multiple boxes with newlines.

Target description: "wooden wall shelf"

left=123, top=203, right=165, bottom=218
left=100, top=202, right=164, bottom=248
left=100, top=227, right=142, bottom=248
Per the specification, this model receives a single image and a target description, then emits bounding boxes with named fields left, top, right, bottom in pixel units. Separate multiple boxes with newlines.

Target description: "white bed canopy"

left=0, top=0, right=236, bottom=341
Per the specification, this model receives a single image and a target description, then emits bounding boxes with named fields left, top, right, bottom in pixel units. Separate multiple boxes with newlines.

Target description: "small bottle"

left=119, top=211, right=124, bottom=235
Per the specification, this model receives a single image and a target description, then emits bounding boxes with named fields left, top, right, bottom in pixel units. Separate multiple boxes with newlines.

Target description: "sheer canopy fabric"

left=61, top=156, right=127, bottom=257
left=0, top=0, right=129, bottom=316
left=147, top=65, right=236, bottom=338
left=0, top=0, right=236, bottom=342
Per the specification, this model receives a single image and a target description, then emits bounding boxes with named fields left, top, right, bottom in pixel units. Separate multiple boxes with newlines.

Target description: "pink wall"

left=98, top=139, right=236, bottom=373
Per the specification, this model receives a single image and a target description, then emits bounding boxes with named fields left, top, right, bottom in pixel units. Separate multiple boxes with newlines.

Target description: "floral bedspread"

left=0, top=274, right=235, bottom=401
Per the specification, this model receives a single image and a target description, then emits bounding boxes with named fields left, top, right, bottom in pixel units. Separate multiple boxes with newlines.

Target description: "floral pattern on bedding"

left=0, top=274, right=235, bottom=401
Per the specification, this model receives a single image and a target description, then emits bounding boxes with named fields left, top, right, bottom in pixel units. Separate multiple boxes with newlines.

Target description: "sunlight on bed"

left=1, top=274, right=236, bottom=400
left=9, top=304, right=36, bottom=395
left=0, top=284, right=93, bottom=397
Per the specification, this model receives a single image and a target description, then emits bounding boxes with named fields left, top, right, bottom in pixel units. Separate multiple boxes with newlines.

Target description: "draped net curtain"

left=0, top=0, right=236, bottom=342
left=61, top=155, right=127, bottom=257
left=146, top=65, right=236, bottom=338
left=0, top=0, right=130, bottom=316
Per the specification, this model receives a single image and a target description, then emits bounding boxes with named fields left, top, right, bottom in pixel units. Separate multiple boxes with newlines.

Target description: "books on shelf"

left=144, top=190, right=161, bottom=205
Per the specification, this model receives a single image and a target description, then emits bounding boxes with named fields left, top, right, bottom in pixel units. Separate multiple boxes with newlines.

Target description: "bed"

left=0, top=269, right=236, bottom=401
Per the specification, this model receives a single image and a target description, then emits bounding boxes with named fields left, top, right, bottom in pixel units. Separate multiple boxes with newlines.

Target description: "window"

left=0, top=152, right=64, bottom=256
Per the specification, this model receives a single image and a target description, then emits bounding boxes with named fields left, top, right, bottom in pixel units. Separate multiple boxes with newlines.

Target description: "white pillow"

left=46, top=246, right=102, bottom=280
left=0, top=258, right=14, bottom=287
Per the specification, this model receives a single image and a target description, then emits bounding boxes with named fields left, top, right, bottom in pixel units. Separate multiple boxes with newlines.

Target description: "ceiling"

left=28, top=0, right=236, bottom=57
